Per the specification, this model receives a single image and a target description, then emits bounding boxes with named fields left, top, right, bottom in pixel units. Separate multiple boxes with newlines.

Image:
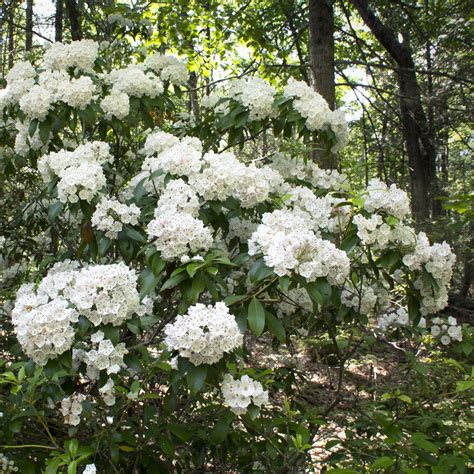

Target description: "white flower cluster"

left=341, top=285, right=378, bottom=315
left=99, top=378, right=116, bottom=406
left=60, top=393, right=86, bottom=426
left=276, top=287, right=313, bottom=317
left=38, top=141, right=112, bottom=203
left=91, top=196, right=140, bottom=239
left=377, top=307, right=410, bottom=330
left=268, top=153, right=347, bottom=191
left=228, top=217, right=258, bottom=242
left=248, top=209, right=350, bottom=285
left=106, top=64, right=164, bottom=98
left=43, top=39, right=99, bottom=72
left=138, top=131, right=285, bottom=260
left=12, top=261, right=141, bottom=365
left=164, top=302, right=243, bottom=365
left=147, top=193, right=212, bottom=261
left=363, top=179, right=411, bottom=220
left=145, top=53, right=189, bottom=85
left=12, top=284, right=79, bottom=365
left=107, top=13, right=133, bottom=28
left=74, top=331, right=128, bottom=380
left=0, top=453, right=18, bottom=473
left=430, top=317, right=462, bottom=345
left=402, top=232, right=456, bottom=315
left=221, top=374, right=269, bottom=415
left=227, top=77, right=276, bottom=120
left=0, top=61, right=35, bottom=107
left=66, top=263, right=141, bottom=326
left=283, top=78, right=349, bottom=151
left=189, top=150, right=283, bottom=208
left=14, top=119, right=46, bottom=156
left=1, top=44, right=98, bottom=121
left=100, top=91, right=130, bottom=119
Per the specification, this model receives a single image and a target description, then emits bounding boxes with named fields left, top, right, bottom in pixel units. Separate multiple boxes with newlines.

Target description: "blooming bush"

left=0, top=40, right=471, bottom=473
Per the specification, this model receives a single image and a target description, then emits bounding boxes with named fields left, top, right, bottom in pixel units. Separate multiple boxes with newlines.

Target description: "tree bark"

left=25, top=0, right=33, bottom=51
left=308, top=0, right=337, bottom=169
left=66, top=0, right=82, bottom=40
left=188, top=71, right=200, bottom=119
left=349, top=0, right=438, bottom=224
left=55, top=0, right=64, bottom=42
left=8, top=0, right=15, bottom=68
left=308, top=0, right=336, bottom=109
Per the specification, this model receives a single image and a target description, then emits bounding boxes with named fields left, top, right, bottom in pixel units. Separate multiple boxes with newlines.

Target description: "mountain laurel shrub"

left=0, top=40, right=471, bottom=473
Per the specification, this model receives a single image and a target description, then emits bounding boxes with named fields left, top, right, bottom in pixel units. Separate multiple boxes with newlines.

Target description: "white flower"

left=91, top=196, right=141, bottom=239
left=100, top=91, right=130, bottom=119
left=83, top=464, right=97, bottom=474
left=164, top=302, right=243, bottom=365
left=221, top=374, right=268, bottom=415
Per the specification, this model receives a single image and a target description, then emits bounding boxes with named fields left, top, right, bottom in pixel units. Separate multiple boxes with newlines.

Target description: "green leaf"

left=305, top=283, right=324, bottom=305
left=124, top=225, right=147, bottom=243
left=249, top=259, right=274, bottom=283
left=151, top=253, right=166, bottom=277
left=210, top=415, right=233, bottom=444
left=265, top=312, right=286, bottom=343
left=191, top=272, right=206, bottom=302
left=408, top=296, right=420, bottom=322
left=186, top=364, right=208, bottom=395
left=161, top=272, right=188, bottom=291
left=223, top=295, right=247, bottom=306
left=248, top=298, right=265, bottom=337
left=48, top=201, right=63, bottom=221
left=139, top=267, right=160, bottom=298
left=124, top=354, right=143, bottom=373
left=371, top=456, right=395, bottom=469
left=98, top=237, right=112, bottom=257
left=410, top=433, right=438, bottom=453
left=186, top=261, right=207, bottom=277
left=456, top=380, right=474, bottom=392
left=39, top=120, right=51, bottom=143
left=28, top=119, right=39, bottom=137
left=340, top=232, right=359, bottom=253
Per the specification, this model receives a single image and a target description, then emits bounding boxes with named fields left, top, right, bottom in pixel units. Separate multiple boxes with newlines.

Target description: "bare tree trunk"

left=55, top=0, right=64, bottom=42
left=25, top=0, right=33, bottom=51
left=378, top=114, right=388, bottom=180
left=8, top=1, right=15, bottom=68
left=66, top=0, right=82, bottom=40
left=308, top=0, right=335, bottom=109
left=308, top=0, right=337, bottom=170
left=188, top=71, right=200, bottom=119
left=349, top=0, right=438, bottom=225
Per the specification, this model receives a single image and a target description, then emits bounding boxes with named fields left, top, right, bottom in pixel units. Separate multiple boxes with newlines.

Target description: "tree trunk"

left=55, top=0, right=64, bottom=42
left=188, top=71, right=200, bottom=119
left=8, top=0, right=15, bottom=68
left=308, top=0, right=337, bottom=169
left=308, top=0, right=336, bottom=109
left=349, top=0, right=438, bottom=225
left=25, top=0, right=33, bottom=51
left=66, top=0, right=82, bottom=40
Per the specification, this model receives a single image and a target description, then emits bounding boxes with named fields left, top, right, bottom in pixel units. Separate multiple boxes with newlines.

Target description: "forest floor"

left=249, top=297, right=474, bottom=472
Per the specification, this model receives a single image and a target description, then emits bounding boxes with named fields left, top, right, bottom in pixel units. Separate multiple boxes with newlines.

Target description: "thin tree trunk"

left=25, top=0, right=33, bottom=51
left=8, top=1, right=15, bottom=68
left=308, top=0, right=337, bottom=169
left=55, top=0, right=64, bottom=42
left=188, top=71, right=200, bottom=119
left=349, top=0, right=438, bottom=225
left=66, top=0, right=82, bottom=40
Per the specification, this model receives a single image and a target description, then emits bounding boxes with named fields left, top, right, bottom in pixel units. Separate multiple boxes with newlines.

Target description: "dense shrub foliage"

left=0, top=40, right=472, bottom=473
